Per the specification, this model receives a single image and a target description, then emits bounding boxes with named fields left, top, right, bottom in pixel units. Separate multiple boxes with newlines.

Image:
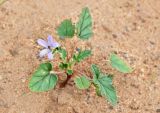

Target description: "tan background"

left=0, top=0, right=160, bottom=113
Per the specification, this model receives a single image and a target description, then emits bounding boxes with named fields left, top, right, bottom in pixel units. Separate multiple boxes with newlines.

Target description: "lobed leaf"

left=57, top=19, right=75, bottom=38
left=74, top=50, right=91, bottom=62
left=110, top=53, right=133, bottom=73
left=91, top=64, right=117, bottom=106
left=29, top=63, right=58, bottom=92
left=74, top=75, right=91, bottom=89
left=76, top=7, right=92, bottom=40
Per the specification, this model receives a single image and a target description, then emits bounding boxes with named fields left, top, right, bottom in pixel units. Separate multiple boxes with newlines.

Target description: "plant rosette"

left=29, top=7, right=133, bottom=106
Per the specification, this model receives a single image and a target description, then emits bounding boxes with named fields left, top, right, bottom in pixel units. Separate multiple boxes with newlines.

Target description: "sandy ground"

left=0, top=0, right=160, bottom=113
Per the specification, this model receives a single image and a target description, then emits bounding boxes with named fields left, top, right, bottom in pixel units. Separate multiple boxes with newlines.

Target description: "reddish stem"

left=59, top=74, right=72, bottom=88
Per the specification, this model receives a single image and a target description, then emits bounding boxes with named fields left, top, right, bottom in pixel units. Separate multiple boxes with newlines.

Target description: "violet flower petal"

left=39, top=49, right=50, bottom=57
left=47, top=35, right=54, bottom=47
left=52, top=42, right=60, bottom=48
left=47, top=35, right=60, bottom=48
left=37, top=39, right=48, bottom=48
left=47, top=52, right=54, bottom=60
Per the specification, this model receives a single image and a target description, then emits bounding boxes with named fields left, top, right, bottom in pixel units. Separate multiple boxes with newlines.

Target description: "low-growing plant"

left=29, top=7, right=133, bottom=106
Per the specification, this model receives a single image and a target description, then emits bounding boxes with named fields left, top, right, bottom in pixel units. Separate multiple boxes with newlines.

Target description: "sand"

left=0, top=0, right=160, bottom=113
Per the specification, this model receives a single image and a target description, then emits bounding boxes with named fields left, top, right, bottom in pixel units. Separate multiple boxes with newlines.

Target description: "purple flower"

left=37, top=35, right=60, bottom=60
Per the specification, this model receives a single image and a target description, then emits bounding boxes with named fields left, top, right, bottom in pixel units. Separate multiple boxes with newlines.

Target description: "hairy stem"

left=50, top=71, right=65, bottom=75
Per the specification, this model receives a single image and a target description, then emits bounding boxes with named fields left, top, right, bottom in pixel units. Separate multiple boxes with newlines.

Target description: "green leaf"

left=52, top=47, right=60, bottom=54
left=94, top=74, right=117, bottom=106
left=95, top=85, right=101, bottom=96
left=29, top=63, right=58, bottom=92
left=58, top=48, right=67, bottom=60
left=57, top=19, right=75, bottom=38
left=67, top=69, right=73, bottom=75
left=91, top=64, right=100, bottom=79
left=76, top=7, right=92, bottom=40
left=59, top=62, right=68, bottom=70
left=74, top=75, right=91, bottom=89
left=91, top=64, right=117, bottom=106
left=110, top=53, right=133, bottom=73
left=74, top=50, right=91, bottom=62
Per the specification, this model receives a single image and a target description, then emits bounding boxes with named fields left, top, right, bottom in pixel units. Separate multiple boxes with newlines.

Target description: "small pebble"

left=112, top=34, right=117, bottom=38
left=21, top=78, right=26, bottom=83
